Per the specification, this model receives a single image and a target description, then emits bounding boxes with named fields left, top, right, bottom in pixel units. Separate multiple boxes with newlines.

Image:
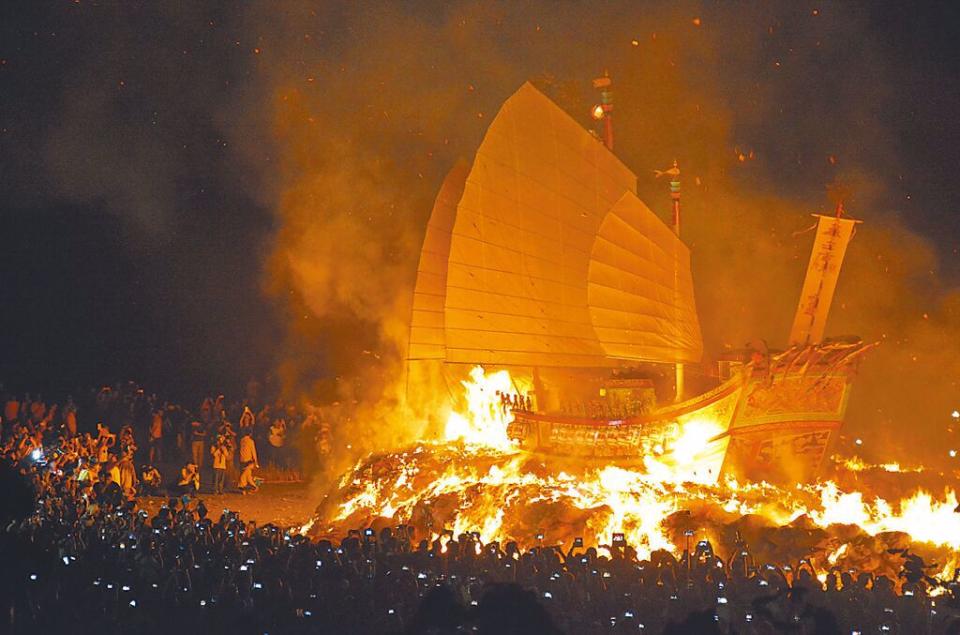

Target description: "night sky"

left=1, top=1, right=959, bottom=443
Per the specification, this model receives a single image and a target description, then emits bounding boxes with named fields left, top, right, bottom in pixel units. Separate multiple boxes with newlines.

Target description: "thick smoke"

left=3, top=3, right=954, bottom=465
left=242, top=3, right=959, bottom=472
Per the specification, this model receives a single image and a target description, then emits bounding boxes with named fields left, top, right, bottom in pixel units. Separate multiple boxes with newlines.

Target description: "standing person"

left=238, top=432, right=259, bottom=494
left=117, top=444, right=138, bottom=498
left=96, top=424, right=116, bottom=463
left=148, top=409, right=164, bottom=463
left=268, top=417, right=287, bottom=468
left=218, top=420, right=238, bottom=486
left=238, top=405, right=255, bottom=433
left=210, top=435, right=229, bottom=495
left=190, top=418, right=206, bottom=469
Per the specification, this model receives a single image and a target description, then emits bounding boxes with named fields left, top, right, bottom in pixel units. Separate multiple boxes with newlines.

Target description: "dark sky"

left=1, top=1, right=959, bottom=418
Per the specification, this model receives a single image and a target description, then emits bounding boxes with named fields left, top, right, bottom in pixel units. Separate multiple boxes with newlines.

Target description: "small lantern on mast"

left=591, top=72, right=614, bottom=150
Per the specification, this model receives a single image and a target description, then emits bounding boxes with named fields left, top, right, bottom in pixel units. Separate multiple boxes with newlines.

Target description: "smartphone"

left=536, top=532, right=544, bottom=541
left=364, top=528, right=374, bottom=537
left=612, top=533, right=625, bottom=545
left=573, top=537, right=583, bottom=548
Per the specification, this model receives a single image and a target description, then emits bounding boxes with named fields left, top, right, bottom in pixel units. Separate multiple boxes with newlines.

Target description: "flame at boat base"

left=307, top=366, right=960, bottom=585
left=443, top=366, right=529, bottom=451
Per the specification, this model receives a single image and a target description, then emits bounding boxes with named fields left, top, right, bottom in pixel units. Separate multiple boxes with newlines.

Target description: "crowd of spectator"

left=3, top=383, right=960, bottom=633
left=1, top=381, right=332, bottom=499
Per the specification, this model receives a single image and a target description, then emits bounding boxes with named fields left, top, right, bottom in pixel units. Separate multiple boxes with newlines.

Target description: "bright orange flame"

left=311, top=367, right=960, bottom=582
left=443, top=366, right=530, bottom=450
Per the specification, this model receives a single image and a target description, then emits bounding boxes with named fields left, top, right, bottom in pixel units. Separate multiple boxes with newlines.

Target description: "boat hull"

left=719, top=342, right=873, bottom=484
left=506, top=372, right=746, bottom=483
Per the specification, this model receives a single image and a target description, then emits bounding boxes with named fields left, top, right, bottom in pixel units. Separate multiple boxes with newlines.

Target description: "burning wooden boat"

left=719, top=212, right=876, bottom=483
left=407, top=81, right=870, bottom=483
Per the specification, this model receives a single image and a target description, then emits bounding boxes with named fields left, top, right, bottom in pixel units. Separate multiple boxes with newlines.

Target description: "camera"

left=573, top=537, right=583, bottom=548
left=536, top=532, right=544, bottom=541
left=612, top=533, right=625, bottom=545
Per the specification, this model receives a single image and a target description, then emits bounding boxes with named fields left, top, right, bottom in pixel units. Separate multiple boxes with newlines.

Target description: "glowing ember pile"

left=307, top=367, right=960, bottom=581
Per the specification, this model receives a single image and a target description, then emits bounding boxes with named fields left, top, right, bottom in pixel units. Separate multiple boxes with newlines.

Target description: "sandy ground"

left=139, top=481, right=316, bottom=528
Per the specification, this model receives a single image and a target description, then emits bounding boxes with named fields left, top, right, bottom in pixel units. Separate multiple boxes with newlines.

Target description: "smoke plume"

left=242, top=2, right=960, bottom=471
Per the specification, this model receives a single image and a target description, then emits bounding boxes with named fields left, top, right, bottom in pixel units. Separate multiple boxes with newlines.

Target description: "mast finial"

left=591, top=73, right=614, bottom=150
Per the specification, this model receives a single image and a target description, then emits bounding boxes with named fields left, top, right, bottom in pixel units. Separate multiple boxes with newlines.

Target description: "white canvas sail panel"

left=587, top=191, right=703, bottom=363
left=408, top=162, right=469, bottom=360
left=788, top=214, right=860, bottom=346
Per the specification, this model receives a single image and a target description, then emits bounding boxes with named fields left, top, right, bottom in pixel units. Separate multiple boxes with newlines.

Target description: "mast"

left=657, top=160, right=685, bottom=400
left=787, top=202, right=862, bottom=347
left=671, top=163, right=683, bottom=399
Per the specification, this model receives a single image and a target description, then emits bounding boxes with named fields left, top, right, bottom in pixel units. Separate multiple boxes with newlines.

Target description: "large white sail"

left=412, top=82, right=703, bottom=368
